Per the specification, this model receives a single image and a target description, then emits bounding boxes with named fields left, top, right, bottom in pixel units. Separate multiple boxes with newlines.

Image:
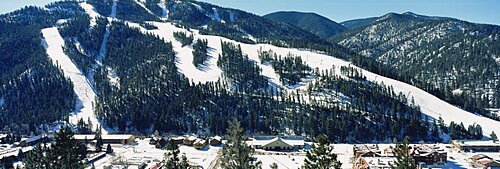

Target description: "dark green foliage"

left=192, top=39, right=209, bottom=67
left=173, top=31, right=194, bottom=47
left=162, top=143, right=190, bottom=169
left=258, top=49, right=312, bottom=86
left=264, top=11, right=346, bottom=39
left=87, top=0, right=113, bottom=16
left=0, top=8, right=76, bottom=134
left=449, top=122, right=483, bottom=140
left=217, top=42, right=268, bottom=93
left=221, top=119, right=261, bottom=169
left=491, top=132, right=498, bottom=143
left=140, top=22, right=158, bottom=30
left=95, top=126, right=103, bottom=152
left=116, top=0, right=160, bottom=22
left=304, top=134, right=341, bottom=169
left=390, top=136, right=417, bottom=169
left=76, top=118, right=93, bottom=134
left=335, top=12, right=500, bottom=121
left=24, top=126, right=86, bottom=169
left=106, top=144, right=113, bottom=154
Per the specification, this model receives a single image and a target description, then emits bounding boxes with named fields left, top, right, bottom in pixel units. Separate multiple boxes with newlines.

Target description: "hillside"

left=340, top=16, right=378, bottom=29
left=334, top=12, right=500, bottom=121
left=0, top=0, right=498, bottom=145
left=264, top=11, right=346, bottom=39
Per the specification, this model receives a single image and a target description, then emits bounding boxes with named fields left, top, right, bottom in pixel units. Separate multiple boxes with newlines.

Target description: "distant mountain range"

left=264, top=11, right=346, bottom=39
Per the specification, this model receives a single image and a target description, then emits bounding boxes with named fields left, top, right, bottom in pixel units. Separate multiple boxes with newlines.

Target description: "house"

left=452, top=140, right=500, bottom=152
left=353, top=156, right=396, bottom=169
left=250, top=137, right=304, bottom=150
left=470, top=154, right=500, bottom=169
left=183, top=136, right=197, bottom=146
left=170, top=136, right=185, bottom=145
left=19, top=134, right=53, bottom=147
left=412, top=144, right=447, bottom=166
left=354, top=144, right=447, bottom=166
left=353, top=144, right=382, bottom=158
left=193, top=139, right=208, bottom=149
left=209, top=136, right=222, bottom=146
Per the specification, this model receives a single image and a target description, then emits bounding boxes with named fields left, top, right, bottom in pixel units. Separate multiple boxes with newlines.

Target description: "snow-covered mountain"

left=334, top=12, right=500, bottom=122
left=0, top=1, right=498, bottom=142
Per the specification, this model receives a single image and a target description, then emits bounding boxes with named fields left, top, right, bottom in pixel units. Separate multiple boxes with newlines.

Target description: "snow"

left=41, top=27, right=107, bottom=134
left=131, top=21, right=500, bottom=137
left=255, top=154, right=306, bottom=169
left=228, top=10, right=235, bottom=22
left=80, top=2, right=100, bottom=27
left=0, top=97, right=4, bottom=107
left=133, top=0, right=155, bottom=16
left=158, top=0, right=168, bottom=19
left=212, top=8, right=221, bottom=22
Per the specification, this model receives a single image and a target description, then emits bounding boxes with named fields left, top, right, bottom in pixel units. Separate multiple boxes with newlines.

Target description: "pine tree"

left=24, top=126, right=86, bottom=169
left=106, top=144, right=113, bottom=154
left=163, top=143, right=189, bottom=169
left=390, top=136, right=416, bottom=169
left=95, top=126, right=103, bottom=152
left=270, top=163, right=278, bottom=169
left=221, top=119, right=261, bottom=169
left=491, top=131, right=498, bottom=143
left=304, top=134, right=341, bottom=169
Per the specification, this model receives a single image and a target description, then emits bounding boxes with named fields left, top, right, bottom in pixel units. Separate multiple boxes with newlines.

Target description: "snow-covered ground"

left=79, top=2, right=100, bottom=27
left=41, top=27, right=106, bottom=134
left=92, top=139, right=221, bottom=169
left=0, top=97, right=4, bottom=107
left=130, top=20, right=500, bottom=136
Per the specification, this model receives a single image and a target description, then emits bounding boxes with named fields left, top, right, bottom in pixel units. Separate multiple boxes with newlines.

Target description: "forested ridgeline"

left=0, top=5, right=79, bottom=134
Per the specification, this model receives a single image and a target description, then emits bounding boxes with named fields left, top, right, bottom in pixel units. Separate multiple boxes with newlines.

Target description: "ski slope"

left=79, top=2, right=100, bottom=27
left=42, top=27, right=107, bottom=134
left=138, top=21, right=500, bottom=136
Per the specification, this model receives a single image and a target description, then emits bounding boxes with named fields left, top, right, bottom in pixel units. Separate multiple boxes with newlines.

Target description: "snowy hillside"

left=132, top=21, right=500, bottom=136
left=41, top=27, right=107, bottom=134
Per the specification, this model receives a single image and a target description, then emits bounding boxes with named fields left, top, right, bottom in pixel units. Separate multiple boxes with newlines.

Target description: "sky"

left=1, top=0, right=499, bottom=25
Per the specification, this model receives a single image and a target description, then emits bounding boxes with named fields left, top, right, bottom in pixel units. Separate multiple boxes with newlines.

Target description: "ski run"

left=41, top=27, right=107, bottom=134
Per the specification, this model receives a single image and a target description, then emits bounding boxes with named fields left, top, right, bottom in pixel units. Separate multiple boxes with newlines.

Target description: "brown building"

left=452, top=140, right=500, bottom=152
left=470, top=154, right=500, bottom=169
left=353, top=144, right=447, bottom=166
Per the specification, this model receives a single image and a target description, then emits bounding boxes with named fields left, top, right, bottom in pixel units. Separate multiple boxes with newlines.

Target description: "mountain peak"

left=264, top=11, right=346, bottom=39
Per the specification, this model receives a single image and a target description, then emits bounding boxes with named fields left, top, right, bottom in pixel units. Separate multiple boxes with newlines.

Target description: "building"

left=353, top=144, right=447, bottom=166
left=183, top=136, right=197, bottom=146
left=452, top=140, right=500, bottom=152
left=249, top=137, right=304, bottom=151
left=353, top=156, right=396, bottom=169
left=470, top=154, right=500, bottom=169
left=74, top=134, right=135, bottom=144
left=353, top=144, right=382, bottom=158
left=19, top=134, right=53, bottom=147
left=209, top=136, right=222, bottom=146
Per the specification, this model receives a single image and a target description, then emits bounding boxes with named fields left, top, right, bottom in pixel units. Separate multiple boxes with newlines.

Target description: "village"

left=1, top=133, right=500, bottom=169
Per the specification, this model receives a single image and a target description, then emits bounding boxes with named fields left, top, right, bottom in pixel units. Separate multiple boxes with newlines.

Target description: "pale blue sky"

left=1, top=0, right=499, bottom=25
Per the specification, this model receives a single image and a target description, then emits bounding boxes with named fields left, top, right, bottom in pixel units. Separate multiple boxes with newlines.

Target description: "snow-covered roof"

left=250, top=137, right=304, bottom=147
left=363, top=157, right=396, bottom=167
left=460, top=141, right=500, bottom=147
left=102, top=134, right=134, bottom=140
left=74, top=134, right=95, bottom=140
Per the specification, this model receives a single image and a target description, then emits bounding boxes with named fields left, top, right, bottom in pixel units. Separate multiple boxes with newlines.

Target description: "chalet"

left=171, top=136, right=185, bottom=145
left=183, top=136, right=197, bottom=146
left=209, top=136, right=222, bottom=146
left=452, top=140, right=500, bottom=152
left=353, top=144, right=382, bottom=158
left=354, top=144, right=447, bottom=166
left=193, top=139, right=208, bottom=149
left=353, top=156, right=396, bottom=169
left=19, top=134, right=53, bottom=147
left=470, top=154, right=500, bottom=169
left=412, top=144, right=447, bottom=166
left=249, top=137, right=304, bottom=151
